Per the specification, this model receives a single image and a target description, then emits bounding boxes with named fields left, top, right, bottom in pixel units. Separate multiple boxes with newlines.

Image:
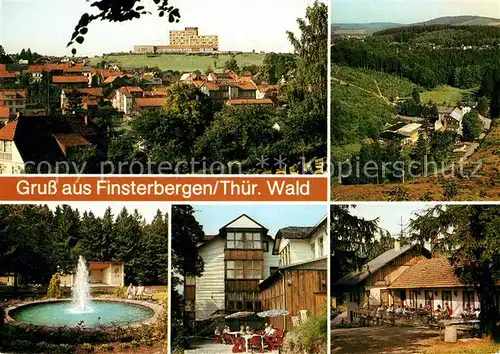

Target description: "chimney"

left=394, top=239, right=400, bottom=251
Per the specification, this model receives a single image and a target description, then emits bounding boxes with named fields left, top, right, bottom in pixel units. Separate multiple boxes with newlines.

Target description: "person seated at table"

left=268, top=324, right=277, bottom=337
left=263, top=323, right=270, bottom=335
left=474, top=307, right=481, bottom=318
left=245, top=326, right=251, bottom=335
left=222, top=325, right=229, bottom=334
left=214, top=326, right=222, bottom=343
left=446, top=304, right=453, bottom=317
left=386, top=304, right=395, bottom=314
left=239, top=325, right=245, bottom=335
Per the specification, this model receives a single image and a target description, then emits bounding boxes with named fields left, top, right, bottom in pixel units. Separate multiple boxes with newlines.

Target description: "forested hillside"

left=332, top=24, right=499, bottom=199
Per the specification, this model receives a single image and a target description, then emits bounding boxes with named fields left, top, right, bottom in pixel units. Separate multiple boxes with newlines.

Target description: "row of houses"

left=184, top=214, right=327, bottom=332
left=380, top=104, right=492, bottom=146
left=181, top=70, right=278, bottom=107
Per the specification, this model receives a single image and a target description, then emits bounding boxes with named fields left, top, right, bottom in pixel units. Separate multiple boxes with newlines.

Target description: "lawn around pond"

left=90, top=53, right=266, bottom=72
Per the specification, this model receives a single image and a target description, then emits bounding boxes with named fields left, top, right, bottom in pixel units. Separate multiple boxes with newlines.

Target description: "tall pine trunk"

left=475, top=264, right=499, bottom=339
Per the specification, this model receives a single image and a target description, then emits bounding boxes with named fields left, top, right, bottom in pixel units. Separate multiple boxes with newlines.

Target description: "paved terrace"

left=184, top=339, right=279, bottom=354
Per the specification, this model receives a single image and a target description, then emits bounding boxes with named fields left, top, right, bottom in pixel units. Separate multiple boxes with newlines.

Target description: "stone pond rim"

left=5, top=298, right=163, bottom=329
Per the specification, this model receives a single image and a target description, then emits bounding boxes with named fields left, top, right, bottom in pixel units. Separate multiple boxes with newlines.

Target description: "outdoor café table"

left=242, top=334, right=264, bottom=353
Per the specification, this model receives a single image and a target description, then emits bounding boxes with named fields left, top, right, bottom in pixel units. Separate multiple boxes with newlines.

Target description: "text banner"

left=0, top=176, right=328, bottom=202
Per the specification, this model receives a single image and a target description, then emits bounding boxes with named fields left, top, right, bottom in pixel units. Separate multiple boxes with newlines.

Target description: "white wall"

left=405, top=289, right=480, bottom=316
left=310, top=223, right=327, bottom=258
left=225, top=215, right=263, bottom=229
left=0, top=140, right=25, bottom=175
left=196, top=237, right=226, bottom=318
left=263, top=238, right=280, bottom=279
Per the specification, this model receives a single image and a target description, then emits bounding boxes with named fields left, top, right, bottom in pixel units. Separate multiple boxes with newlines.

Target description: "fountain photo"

left=0, top=203, right=170, bottom=353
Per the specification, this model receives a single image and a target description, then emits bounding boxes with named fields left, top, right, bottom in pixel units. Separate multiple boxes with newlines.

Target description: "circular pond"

left=8, top=300, right=155, bottom=328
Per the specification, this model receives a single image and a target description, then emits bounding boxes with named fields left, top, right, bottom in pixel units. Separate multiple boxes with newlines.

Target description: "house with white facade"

left=184, top=214, right=280, bottom=331
left=59, top=261, right=125, bottom=288
left=111, top=86, right=143, bottom=115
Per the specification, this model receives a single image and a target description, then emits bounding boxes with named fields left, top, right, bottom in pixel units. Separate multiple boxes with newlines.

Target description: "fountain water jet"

left=68, top=255, right=94, bottom=314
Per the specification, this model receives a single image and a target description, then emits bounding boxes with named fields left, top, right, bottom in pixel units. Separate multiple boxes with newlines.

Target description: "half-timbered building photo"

left=331, top=204, right=500, bottom=354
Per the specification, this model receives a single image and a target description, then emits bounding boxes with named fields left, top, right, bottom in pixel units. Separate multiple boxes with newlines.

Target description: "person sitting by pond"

left=395, top=305, right=403, bottom=314
left=127, top=283, right=135, bottom=299
left=424, top=304, right=431, bottom=312
left=435, top=304, right=442, bottom=313
left=376, top=305, right=384, bottom=318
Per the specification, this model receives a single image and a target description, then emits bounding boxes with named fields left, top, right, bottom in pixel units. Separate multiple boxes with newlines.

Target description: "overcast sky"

left=333, top=0, right=500, bottom=24
left=191, top=204, right=327, bottom=238
left=1, top=0, right=322, bottom=56
left=347, top=203, right=433, bottom=236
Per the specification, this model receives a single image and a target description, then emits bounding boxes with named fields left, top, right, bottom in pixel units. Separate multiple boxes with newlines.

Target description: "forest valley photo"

left=331, top=23, right=500, bottom=201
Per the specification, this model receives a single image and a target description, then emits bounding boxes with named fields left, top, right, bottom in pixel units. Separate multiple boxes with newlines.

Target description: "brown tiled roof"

left=92, top=68, right=123, bottom=78
left=203, top=81, right=219, bottom=91
left=83, top=99, right=98, bottom=108
left=118, top=86, right=143, bottom=97
left=236, top=81, right=258, bottom=90
left=0, top=89, right=26, bottom=99
left=258, top=84, right=277, bottom=93
left=0, top=107, right=10, bottom=119
left=54, top=133, right=90, bottom=148
left=63, top=88, right=104, bottom=97
left=44, top=63, right=84, bottom=73
left=0, top=71, right=16, bottom=79
left=88, top=261, right=122, bottom=270
left=103, top=75, right=120, bottom=84
left=135, top=97, right=165, bottom=107
left=52, top=76, right=88, bottom=84
left=0, top=120, right=18, bottom=140
left=0, top=64, right=6, bottom=71
left=388, top=257, right=465, bottom=289
left=25, top=65, right=44, bottom=73
left=227, top=98, right=274, bottom=106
